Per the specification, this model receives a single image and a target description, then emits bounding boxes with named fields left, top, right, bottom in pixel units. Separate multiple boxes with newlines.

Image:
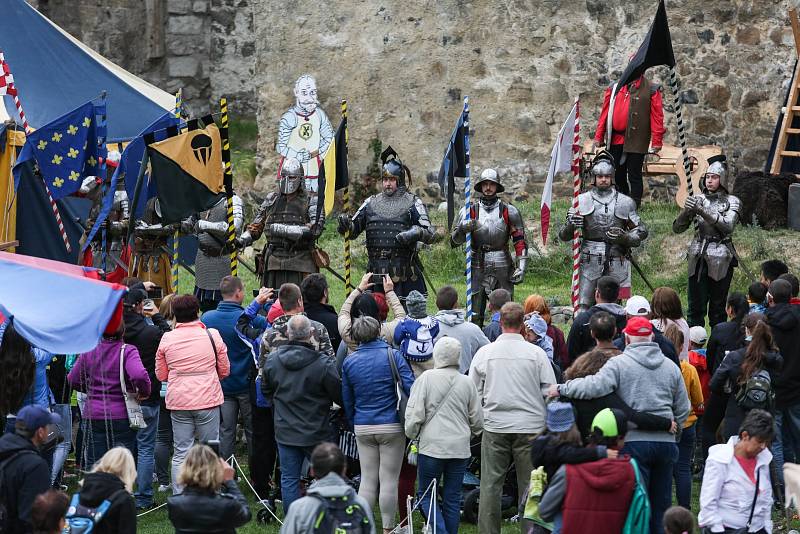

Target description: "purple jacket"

left=68, top=339, right=151, bottom=420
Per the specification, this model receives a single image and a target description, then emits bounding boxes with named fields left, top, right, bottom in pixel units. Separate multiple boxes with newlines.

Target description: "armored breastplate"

left=472, top=200, right=509, bottom=252
left=266, top=194, right=310, bottom=252
left=365, top=192, right=415, bottom=255
left=198, top=198, right=228, bottom=250
left=584, top=191, right=626, bottom=241
left=694, top=194, right=731, bottom=240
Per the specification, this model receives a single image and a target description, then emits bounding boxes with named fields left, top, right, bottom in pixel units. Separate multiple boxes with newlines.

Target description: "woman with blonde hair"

left=74, top=447, right=138, bottom=534
left=167, top=444, right=251, bottom=533
left=523, top=294, right=568, bottom=367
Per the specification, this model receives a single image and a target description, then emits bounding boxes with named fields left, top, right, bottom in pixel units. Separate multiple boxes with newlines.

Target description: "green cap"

left=591, top=408, right=626, bottom=438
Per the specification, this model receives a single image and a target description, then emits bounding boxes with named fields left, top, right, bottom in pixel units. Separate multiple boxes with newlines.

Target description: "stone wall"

left=251, top=0, right=797, bottom=199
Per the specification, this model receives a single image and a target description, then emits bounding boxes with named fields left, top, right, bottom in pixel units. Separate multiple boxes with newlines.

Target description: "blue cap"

left=525, top=312, right=548, bottom=338
left=546, top=402, right=575, bottom=433
left=16, top=405, right=61, bottom=432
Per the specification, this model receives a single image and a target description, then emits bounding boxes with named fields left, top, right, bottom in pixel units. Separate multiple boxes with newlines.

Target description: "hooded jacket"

left=201, top=301, right=256, bottom=396
left=123, top=308, right=164, bottom=404
left=612, top=325, right=679, bottom=367
left=539, top=458, right=635, bottom=534
left=0, top=432, right=49, bottom=534
left=280, top=472, right=375, bottom=534
left=304, top=300, right=342, bottom=353
left=767, top=302, right=800, bottom=408
left=404, top=339, right=482, bottom=459
left=558, top=341, right=689, bottom=442
left=263, top=341, right=342, bottom=447
left=566, top=303, right=627, bottom=364
left=433, top=309, right=490, bottom=373
left=167, top=480, right=251, bottom=533
left=77, top=471, right=136, bottom=534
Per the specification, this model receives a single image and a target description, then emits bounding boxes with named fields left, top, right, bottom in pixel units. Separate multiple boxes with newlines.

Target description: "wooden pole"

left=219, top=97, right=238, bottom=277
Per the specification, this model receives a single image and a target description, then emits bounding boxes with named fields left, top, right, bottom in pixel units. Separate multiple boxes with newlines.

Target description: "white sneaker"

left=395, top=527, right=409, bottom=534
left=157, top=484, right=170, bottom=493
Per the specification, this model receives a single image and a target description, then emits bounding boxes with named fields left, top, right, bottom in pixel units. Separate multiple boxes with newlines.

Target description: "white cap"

left=689, top=326, right=708, bottom=345
left=624, top=295, right=651, bottom=316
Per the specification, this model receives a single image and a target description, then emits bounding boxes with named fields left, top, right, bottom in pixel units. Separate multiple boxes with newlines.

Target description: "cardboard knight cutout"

left=276, top=74, right=333, bottom=193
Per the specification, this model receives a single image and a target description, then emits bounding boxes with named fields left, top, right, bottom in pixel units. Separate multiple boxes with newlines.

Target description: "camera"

left=203, top=439, right=221, bottom=457
left=147, top=286, right=163, bottom=299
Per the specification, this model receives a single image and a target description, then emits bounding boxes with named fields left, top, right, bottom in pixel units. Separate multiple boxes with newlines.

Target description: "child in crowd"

left=687, top=325, right=710, bottom=475
left=747, top=281, right=767, bottom=315
left=482, top=288, right=511, bottom=341
left=663, top=505, right=695, bottom=534
left=393, top=290, right=440, bottom=375
left=530, top=402, right=617, bottom=484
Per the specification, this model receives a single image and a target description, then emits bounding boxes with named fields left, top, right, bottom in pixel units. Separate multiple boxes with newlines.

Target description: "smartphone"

left=253, top=289, right=260, bottom=297
left=203, top=439, right=221, bottom=457
left=371, top=274, right=385, bottom=285
left=147, top=286, right=163, bottom=299
left=143, top=299, right=156, bottom=312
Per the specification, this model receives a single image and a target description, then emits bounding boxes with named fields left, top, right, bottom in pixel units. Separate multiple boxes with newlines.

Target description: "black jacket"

left=710, top=345, right=783, bottom=439
left=304, top=301, right=341, bottom=353
left=767, top=303, right=800, bottom=408
left=167, top=480, right=251, bottom=533
left=567, top=393, right=674, bottom=441
left=529, top=433, right=606, bottom=483
left=706, top=320, right=745, bottom=374
left=263, top=341, right=343, bottom=447
left=123, top=309, right=165, bottom=404
left=613, top=328, right=679, bottom=367
left=76, top=471, right=136, bottom=534
left=567, top=304, right=627, bottom=364
left=0, top=433, right=50, bottom=534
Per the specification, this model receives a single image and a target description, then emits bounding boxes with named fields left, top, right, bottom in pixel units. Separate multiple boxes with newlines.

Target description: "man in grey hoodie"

left=433, top=286, right=490, bottom=373
left=280, top=442, right=375, bottom=534
left=549, top=317, right=688, bottom=534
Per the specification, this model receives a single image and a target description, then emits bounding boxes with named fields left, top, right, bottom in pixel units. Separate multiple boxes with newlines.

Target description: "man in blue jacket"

left=201, top=275, right=257, bottom=461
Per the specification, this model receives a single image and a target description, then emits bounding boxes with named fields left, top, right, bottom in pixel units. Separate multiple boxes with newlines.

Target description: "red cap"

left=104, top=299, right=124, bottom=336
left=267, top=300, right=284, bottom=324
left=623, top=316, right=653, bottom=336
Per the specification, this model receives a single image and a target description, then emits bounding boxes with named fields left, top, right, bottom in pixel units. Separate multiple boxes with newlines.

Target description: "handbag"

left=406, top=379, right=458, bottom=466
left=700, top=469, right=760, bottom=534
left=387, top=347, right=409, bottom=423
left=119, top=344, right=146, bottom=430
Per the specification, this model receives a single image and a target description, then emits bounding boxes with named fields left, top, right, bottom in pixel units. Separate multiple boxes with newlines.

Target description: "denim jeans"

left=155, top=399, right=173, bottom=486
left=134, top=403, right=160, bottom=508
left=622, top=440, right=678, bottom=534
left=417, top=454, right=468, bottom=534
left=86, top=418, right=137, bottom=469
left=171, top=408, right=220, bottom=493
left=50, top=403, right=73, bottom=485
left=277, top=443, right=314, bottom=513
left=771, top=403, right=800, bottom=487
left=220, top=392, right=252, bottom=461
left=673, top=423, right=696, bottom=509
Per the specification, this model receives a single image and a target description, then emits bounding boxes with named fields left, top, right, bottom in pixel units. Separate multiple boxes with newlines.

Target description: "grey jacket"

left=558, top=341, right=689, bottom=442
left=433, top=309, right=490, bottom=373
left=279, top=473, right=375, bottom=534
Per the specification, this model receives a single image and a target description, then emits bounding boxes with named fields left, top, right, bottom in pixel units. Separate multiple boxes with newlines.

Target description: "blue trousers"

left=134, top=403, right=160, bottom=508
left=622, top=440, right=678, bottom=534
left=772, top=403, right=800, bottom=487
left=277, top=443, right=314, bottom=513
left=87, top=418, right=137, bottom=469
left=673, top=423, right=695, bottom=509
left=417, top=454, right=468, bottom=534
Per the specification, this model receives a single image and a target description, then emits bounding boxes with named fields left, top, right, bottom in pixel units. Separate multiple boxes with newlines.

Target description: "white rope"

left=231, top=455, right=283, bottom=526
left=136, top=502, right=168, bottom=517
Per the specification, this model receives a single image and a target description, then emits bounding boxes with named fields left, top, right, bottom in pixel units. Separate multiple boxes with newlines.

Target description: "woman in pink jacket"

left=156, top=294, right=229, bottom=493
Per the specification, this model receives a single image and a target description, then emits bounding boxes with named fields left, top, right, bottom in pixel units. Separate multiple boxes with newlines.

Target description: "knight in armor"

left=558, top=151, right=648, bottom=309
left=337, top=146, right=435, bottom=302
left=237, top=158, right=322, bottom=288
left=451, top=168, right=528, bottom=325
left=673, top=155, right=740, bottom=327
left=80, top=165, right=130, bottom=283
left=184, top=194, right=244, bottom=312
left=131, top=197, right=179, bottom=297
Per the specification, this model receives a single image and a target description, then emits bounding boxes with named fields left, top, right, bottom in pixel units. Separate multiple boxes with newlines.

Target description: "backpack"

left=0, top=450, right=36, bottom=532
left=65, top=490, right=126, bottom=534
left=622, top=458, right=651, bottom=534
left=311, top=492, right=371, bottom=534
left=735, top=369, right=773, bottom=411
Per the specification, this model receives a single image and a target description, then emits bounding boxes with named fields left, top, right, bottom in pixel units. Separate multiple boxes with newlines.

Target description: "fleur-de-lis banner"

left=13, top=100, right=105, bottom=200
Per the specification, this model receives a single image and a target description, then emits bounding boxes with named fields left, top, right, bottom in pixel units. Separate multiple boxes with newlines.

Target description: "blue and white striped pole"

left=463, top=96, right=473, bottom=320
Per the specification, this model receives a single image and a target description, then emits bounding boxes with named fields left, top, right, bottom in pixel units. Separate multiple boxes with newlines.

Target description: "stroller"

left=460, top=437, right=519, bottom=524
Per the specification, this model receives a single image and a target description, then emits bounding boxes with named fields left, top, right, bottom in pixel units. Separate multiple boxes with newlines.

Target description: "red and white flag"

left=0, top=52, right=17, bottom=96
left=540, top=101, right=579, bottom=245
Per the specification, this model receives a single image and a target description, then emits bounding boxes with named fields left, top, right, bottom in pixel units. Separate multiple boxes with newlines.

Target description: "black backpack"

left=735, top=369, right=773, bottom=411
left=311, top=492, right=371, bottom=534
left=0, top=450, right=37, bottom=532
left=65, top=489, right=127, bottom=534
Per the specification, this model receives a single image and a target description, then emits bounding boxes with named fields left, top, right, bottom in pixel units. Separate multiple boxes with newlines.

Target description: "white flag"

left=541, top=102, right=578, bottom=245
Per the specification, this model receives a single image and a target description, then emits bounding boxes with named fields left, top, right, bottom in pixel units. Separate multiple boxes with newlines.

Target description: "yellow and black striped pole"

left=171, top=89, right=182, bottom=292
left=341, top=100, right=353, bottom=292
left=219, top=97, right=238, bottom=277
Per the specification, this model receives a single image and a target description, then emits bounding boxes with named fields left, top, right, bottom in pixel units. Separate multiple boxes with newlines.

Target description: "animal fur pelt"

left=731, top=172, right=800, bottom=229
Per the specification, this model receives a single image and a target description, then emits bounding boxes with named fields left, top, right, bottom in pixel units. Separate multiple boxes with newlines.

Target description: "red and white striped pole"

left=570, top=98, right=581, bottom=312
left=1, top=51, right=71, bottom=253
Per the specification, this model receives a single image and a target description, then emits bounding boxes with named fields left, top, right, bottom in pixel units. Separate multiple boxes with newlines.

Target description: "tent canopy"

left=0, top=0, right=174, bottom=142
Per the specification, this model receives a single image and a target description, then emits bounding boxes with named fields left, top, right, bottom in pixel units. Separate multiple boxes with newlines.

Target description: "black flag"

left=437, top=110, right=467, bottom=230
left=615, top=0, right=675, bottom=94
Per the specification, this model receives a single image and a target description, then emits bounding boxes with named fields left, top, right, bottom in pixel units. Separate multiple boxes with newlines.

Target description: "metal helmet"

left=279, top=158, right=304, bottom=195
left=703, top=154, right=728, bottom=193
left=380, top=145, right=411, bottom=189
left=590, top=150, right=616, bottom=187
left=474, top=168, right=505, bottom=194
